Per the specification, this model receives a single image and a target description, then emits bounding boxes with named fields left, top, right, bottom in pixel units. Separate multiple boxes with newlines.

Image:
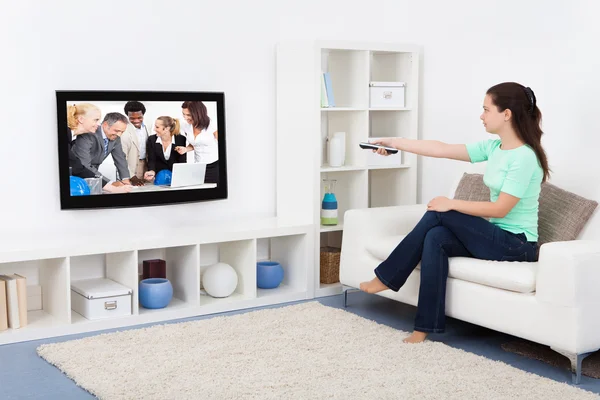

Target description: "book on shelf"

left=320, top=73, right=328, bottom=108
left=321, top=72, right=335, bottom=108
left=0, top=280, right=7, bottom=331
left=0, top=274, right=28, bottom=329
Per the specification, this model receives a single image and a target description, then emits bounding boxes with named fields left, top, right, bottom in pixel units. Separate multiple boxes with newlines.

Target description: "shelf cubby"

left=137, top=245, right=199, bottom=315
left=0, top=258, right=70, bottom=332
left=369, top=109, right=412, bottom=138
left=369, top=168, right=416, bottom=208
left=370, top=51, right=415, bottom=107
left=321, top=49, right=369, bottom=109
left=69, top=251, right=137, bottom=323
left=318, top=230, right=343, bottom=294
left=199, top=239, right=256, bottom=307
left=367, top=110, right=412, bottom=169
left=256, top=234, right=308, bottom=299
left=320, top=110, right=368, bottom=169
left=320, top=170, right=368, bottom=230
left=370, top=51, right=414, bottom=80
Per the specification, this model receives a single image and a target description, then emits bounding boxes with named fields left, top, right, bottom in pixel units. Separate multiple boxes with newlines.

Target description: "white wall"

left=416, top=0, right=600, bottom=203
left=0, top=0, right=596, bottom=238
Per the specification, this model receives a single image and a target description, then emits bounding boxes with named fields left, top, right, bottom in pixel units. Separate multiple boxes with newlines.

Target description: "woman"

left=360, top=82, right=549, bottom=344
left=67, top=103, right=131, bottom=194
left=175, top=101, right=219, bottom=184
left=144, top=116, right=187, bottom=182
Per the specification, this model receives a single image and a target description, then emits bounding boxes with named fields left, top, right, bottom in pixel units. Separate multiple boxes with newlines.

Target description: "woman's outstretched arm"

left=370, top=137, right=471, bottom=162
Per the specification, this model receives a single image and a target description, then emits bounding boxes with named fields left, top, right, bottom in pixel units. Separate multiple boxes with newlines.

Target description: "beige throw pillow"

left=537, top=182, right=598, bottom=246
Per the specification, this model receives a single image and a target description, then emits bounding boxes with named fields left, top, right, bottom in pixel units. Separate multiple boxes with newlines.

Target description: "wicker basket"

left=320, top=246, right=341, bottom=284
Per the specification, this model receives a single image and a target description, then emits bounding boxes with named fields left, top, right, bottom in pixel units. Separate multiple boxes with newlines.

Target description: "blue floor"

left=2, top=291, right=599, bottom=399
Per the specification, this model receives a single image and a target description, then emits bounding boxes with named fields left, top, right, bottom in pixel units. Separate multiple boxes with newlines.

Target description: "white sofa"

left=339, top=170, right=600, bottom=384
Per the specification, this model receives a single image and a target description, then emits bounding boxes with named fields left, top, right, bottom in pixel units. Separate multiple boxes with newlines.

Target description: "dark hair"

left=486, top=82, right=550, bottom=182
left=103, top=112, right=129, bottom=127
left=181, top=101, right=210, bottom=130
left=124, top=101, right=146, bottom=115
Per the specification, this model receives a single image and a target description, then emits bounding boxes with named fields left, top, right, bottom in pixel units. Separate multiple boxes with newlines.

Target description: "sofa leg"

left=343, top=287, right=360, bottom=308
left=572, top=352, right=594, bottom=384
left=551, top=347, right=596, bottom=384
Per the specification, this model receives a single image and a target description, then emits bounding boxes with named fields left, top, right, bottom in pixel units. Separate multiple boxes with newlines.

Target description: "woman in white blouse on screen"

left=175, top=101, right=219, bottom=184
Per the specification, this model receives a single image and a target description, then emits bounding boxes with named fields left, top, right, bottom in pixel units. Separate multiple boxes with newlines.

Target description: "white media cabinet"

left=0, top=218, right=313, bottom=345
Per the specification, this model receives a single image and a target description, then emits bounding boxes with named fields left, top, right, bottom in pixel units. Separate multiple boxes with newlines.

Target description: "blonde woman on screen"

left=67, top=103, right=131, bottom=194
left=144, top=116, right=187, bottom=182
left=67, top=102, right=101, bottom=140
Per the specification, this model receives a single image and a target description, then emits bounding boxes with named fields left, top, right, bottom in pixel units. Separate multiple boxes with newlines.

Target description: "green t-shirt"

left=465, top=139, right=543, bottom=242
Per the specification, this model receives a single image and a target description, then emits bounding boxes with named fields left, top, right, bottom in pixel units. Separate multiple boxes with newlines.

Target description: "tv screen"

left=56, top=90, right=228, bottom=210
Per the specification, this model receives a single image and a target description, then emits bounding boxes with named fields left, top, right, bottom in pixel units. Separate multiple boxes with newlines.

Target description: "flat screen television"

left=56, top=90, right=228, bottom=210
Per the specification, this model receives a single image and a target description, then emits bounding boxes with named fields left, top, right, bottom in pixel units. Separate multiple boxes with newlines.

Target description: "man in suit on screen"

left=72, top=112, right=132, bottom=186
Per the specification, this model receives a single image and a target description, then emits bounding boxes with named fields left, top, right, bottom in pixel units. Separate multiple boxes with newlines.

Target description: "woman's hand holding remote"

left=370, top=138, right=400, bottom=156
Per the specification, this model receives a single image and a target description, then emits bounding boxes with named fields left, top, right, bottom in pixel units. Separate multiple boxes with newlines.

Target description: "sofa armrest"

left=343, top=204, right=428, bottom=240
left=535, top=240, right=600, bottom=307
left=339, top=204, right=427, bottom=285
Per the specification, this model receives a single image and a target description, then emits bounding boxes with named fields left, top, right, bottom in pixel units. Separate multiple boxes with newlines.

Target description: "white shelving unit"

left=0, top=218, right=313, bottom=345
left=276, top=40, right=420, bottom=297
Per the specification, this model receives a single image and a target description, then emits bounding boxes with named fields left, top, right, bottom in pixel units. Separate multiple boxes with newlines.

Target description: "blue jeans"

left=374, top=210, right=538, bottom=334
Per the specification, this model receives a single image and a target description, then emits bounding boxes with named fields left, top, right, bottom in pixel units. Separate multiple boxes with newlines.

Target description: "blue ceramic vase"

left=139, top=278, right=173, bottom=309
left=257, top=261, right=284, bottom=289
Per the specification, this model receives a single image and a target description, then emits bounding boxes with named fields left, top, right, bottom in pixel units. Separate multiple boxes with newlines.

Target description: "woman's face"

left=79, top=109, right=101, bottom=133
left=182, top=108, right=193, bottom=125
left=480, top=94, right=507, bottom=134
left=154, top=121, right=170, bottom=140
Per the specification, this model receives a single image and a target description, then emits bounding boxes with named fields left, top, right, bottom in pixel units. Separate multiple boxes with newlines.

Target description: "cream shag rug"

left=37, top=302, right=598, bottom=400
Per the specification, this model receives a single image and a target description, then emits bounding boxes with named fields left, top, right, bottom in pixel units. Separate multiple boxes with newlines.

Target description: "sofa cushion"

left=366, top=235, right=537, bottom=293
left=537, top=182, right=598, bottom=246
left=452, top=173, right=598, bottom=246
left=448, top=257, right=537, bottom=293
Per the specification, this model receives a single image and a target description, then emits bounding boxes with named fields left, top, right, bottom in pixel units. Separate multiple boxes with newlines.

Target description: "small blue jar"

left=139, top=278, right=173, bottom=309
left=257, top=261, right=284, bottom=289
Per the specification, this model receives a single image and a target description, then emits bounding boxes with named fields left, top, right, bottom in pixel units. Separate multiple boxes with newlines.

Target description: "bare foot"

left=359, top=276, right=389, bottom=294
left=403, top=331, right=428, bottom=344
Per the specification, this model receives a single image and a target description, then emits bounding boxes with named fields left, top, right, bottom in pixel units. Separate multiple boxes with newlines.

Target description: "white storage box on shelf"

left=367, top=137, right=403, bottom=167
left=71, top=278, right=133, bottom=320
left=369, top=81, right=406, bottom=108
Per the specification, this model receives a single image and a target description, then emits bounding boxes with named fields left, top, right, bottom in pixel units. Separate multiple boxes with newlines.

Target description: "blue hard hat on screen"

left=70, top=176, right=91, bottom=196
left=155, top=169, right=172, bottom=186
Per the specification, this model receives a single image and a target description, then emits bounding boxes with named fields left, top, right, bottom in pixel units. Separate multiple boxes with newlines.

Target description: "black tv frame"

left=57, top=90, right=228, bottom=210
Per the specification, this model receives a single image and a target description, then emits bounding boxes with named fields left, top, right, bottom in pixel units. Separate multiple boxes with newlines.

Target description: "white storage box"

left=71, top=278, right=132, bottom=320
left=369, top=81, right=406, bottom=108
left=367, top=137, right=403, bottom=167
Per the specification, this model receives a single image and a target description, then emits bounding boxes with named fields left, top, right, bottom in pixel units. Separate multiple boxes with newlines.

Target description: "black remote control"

left=359, top=142, right=399, bottom=154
